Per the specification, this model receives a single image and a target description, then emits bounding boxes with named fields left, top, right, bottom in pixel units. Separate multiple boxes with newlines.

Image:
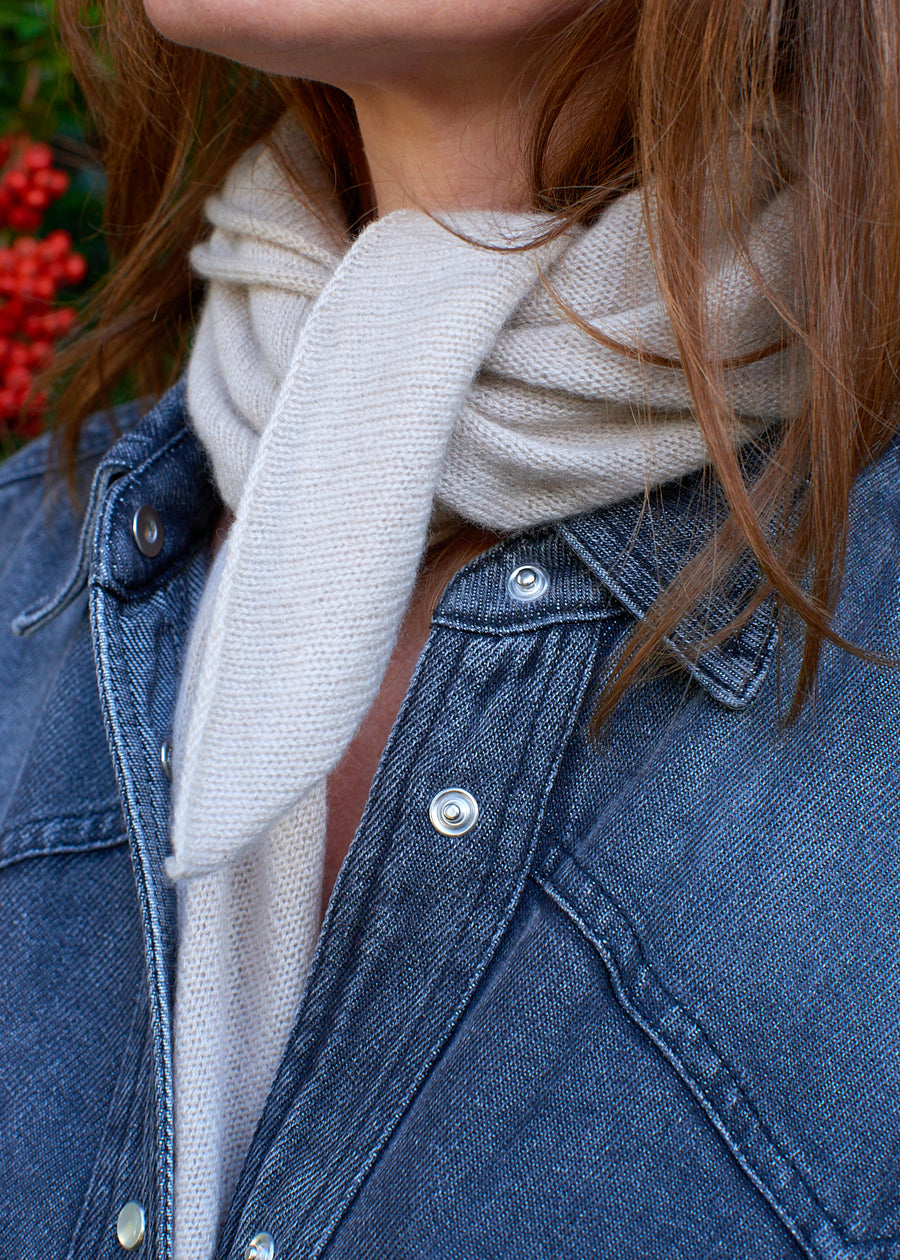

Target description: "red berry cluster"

left=0, top=135, right=88, bottom=437
left=0, top=138, right=69, bottom=234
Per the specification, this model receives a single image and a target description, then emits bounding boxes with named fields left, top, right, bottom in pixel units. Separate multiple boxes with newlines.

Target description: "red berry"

left=46, top=170, right=69, bottom=198
left=5, top=170, right=29, bottom=196
left=8, top=343, right=28, bottom=367
left=5, top=366, right=32, bottom=391
left=41, top=230, right=72, bottom=258
left=12, top=236, right=38, bottom=256
left=32, top=276, right=56, bottom=302
left=27, top=340, right=53, bottom=366
left=24, top=187, right=50, bottom=211
left=53, top=307, right=76, bottom=335
left=7, top=207, right=41, bottom=231
left=23, top=143, right=53, bottom=172
left=6, top=208, right=32, bottom=232
left=63, top=253, right=88, bottom=284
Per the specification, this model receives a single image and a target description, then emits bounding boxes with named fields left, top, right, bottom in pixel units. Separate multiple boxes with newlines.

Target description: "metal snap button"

left=507, top=563, right=549, bottom=603
left=244, top=1233, right=276, bottom=1260
left=132, top=505, right=164, bottom=558
left=116, top=1201, right=146, bottom=1250
left=160, top=739, right=173, bottom=781
left=428, top=788, right=479, bottom=836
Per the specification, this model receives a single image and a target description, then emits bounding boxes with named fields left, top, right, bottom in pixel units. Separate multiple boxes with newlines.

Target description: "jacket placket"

left=86, top=415, right=218, bottom=1260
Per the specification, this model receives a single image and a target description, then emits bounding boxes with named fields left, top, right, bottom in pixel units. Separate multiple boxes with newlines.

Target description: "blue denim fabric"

left=1, top=381, right=899, bottom=1260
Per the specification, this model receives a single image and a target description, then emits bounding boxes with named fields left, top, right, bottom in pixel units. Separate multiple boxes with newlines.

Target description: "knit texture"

left=170, top=113, right=800, bottom=1259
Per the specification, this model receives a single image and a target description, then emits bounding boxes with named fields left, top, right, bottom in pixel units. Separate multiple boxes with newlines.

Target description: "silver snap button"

left=428, top=788, right=479, bottom=837
left=132, top=505, right=164, bottom=558
left=160, top=739, right=173, bottom=781
left=507, top=563, right=549, bottom=603
left=245, top=1233, right=276, bottom=1260
left=116, top=1201, right=146, bottom=1250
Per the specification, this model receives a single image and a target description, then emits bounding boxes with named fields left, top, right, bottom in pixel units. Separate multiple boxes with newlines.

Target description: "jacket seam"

left=560, top=524, right=777, bottom=708
left=0, top=801, right=125, bottom=870
left=533, top=851, right=897, bottom=1253
left=0, top=799, right=123, bottom=840
left=0, top=834, right=127, bottom=873
left=291, top=630, right=607, bottom=1259
left=91, top=541, right=213, bottom=605
left=65, top=986, right=149, bottom=1260
left=89, top=570, right=176, bottom=1260
left=431, top=609, right=617, bottom=635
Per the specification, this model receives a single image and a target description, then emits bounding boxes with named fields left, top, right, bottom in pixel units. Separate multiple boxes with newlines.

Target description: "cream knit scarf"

left=170, top=114, right=798, bottom=1259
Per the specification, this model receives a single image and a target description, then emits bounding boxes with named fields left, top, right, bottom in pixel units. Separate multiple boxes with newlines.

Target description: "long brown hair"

left=48, top=0, right=900, bottom=718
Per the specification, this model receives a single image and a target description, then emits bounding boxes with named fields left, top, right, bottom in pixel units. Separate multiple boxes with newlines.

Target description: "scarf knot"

left=172, top=114, right=798, bottom=878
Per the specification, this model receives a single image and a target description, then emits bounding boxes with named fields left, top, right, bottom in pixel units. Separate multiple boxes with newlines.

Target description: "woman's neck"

left=350, top=69, right=535, bottom=215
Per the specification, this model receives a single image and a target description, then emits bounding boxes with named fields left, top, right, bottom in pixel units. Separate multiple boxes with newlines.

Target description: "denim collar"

left=560, top=475, right=777, bottom=709
left=12, top=380, right=775, bottom=708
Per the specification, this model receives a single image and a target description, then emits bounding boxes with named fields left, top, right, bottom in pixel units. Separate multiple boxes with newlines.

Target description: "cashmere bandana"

left=173, top=117, right=797, bottom=879
left=170, top=113, right=799, bottom=1258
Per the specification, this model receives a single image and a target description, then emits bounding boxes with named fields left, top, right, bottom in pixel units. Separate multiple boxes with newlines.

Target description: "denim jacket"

left=2, top=380, right=900, bottom=1260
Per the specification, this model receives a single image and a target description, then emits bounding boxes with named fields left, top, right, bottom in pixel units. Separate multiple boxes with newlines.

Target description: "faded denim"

left=1, top=380, right=899, bottom=1260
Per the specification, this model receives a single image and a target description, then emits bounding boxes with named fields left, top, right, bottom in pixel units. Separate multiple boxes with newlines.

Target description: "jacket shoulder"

left=0, top=401, right=146, bottom=491
left=854, top=428, right=900, bottom=506
left=0, top=403, right=146, bottom=622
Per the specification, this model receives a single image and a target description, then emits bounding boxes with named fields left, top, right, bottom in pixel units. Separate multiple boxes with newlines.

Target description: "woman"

left=2, top=0, right=899, bottom=1257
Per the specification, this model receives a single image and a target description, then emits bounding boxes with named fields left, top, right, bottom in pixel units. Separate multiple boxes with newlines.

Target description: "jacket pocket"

left=0, top=818, right=146, bottom=1260
left=0, top=801, right=125, bottom=869
left=535, top=846, right=900, bottom=1260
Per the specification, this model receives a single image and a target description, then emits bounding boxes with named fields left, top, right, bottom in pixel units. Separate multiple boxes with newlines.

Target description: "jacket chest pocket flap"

left=536, top=842, right=900, bottom=1260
